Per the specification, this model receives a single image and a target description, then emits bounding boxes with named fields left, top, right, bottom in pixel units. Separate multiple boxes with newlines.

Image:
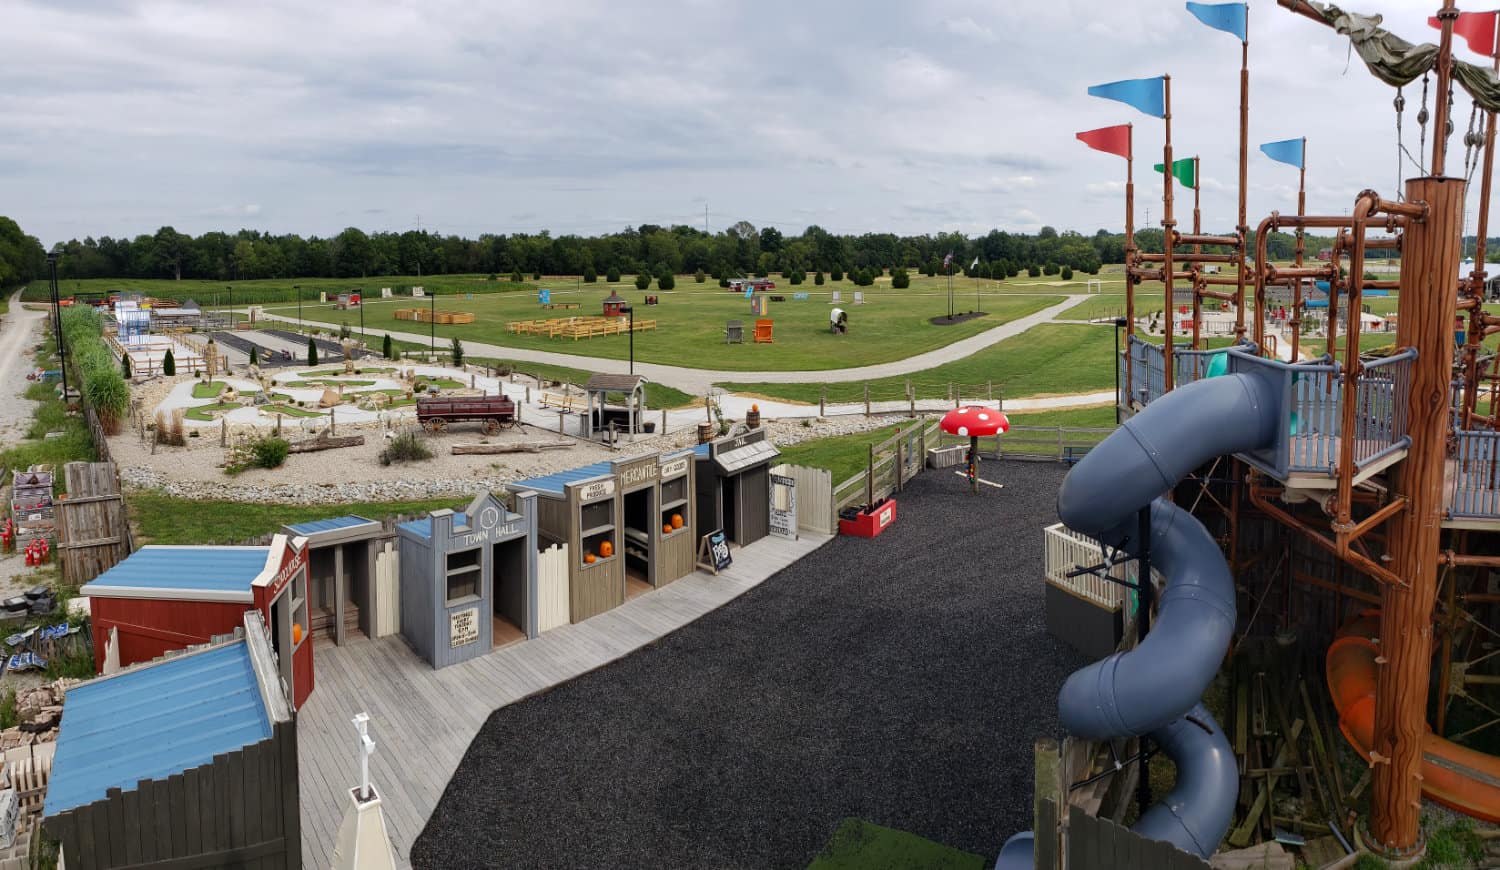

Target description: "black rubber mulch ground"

left=412, top=460, right=1089, bottom=869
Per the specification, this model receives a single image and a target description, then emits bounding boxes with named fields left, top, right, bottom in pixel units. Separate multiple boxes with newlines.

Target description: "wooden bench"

left=541, top=302, right=580, bottom=310
left=540, top=392, right=586, bottom=412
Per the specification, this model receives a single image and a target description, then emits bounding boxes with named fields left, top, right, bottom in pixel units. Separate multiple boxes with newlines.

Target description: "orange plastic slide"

left=1326, top=613, right=1500, bottom=823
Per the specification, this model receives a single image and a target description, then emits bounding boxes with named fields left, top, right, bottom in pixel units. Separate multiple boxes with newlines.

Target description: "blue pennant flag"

left=1259, top=138, right=1304, bottom=169
left=1186, top=2, right=1248, bottom=42
left=1087, top=77, right=1166, bottom=119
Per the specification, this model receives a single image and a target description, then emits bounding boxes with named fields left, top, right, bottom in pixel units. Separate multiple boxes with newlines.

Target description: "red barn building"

left=80, top=535, right=315, bottom=708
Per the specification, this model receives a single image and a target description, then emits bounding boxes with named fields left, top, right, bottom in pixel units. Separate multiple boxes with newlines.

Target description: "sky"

left=2, top=0, right=1495, bottom=247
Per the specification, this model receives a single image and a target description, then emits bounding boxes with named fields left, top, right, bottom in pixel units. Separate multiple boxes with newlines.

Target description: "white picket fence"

left=769, top=463, right=834, bottom=535
left=374, top=541, right=400, bottom=638
left=537, top=544, right=570, bottom=632
left=1043, top=523, right=1126, bottom=610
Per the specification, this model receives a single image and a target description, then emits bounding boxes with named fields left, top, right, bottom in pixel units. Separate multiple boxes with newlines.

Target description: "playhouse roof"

left=602, top=292, right=627, bottom=304
left=285, top=515, right=380, bottom=541
left=509, top=460, right=614, bottom=496
left=585, top=373, right=646, bottom=393
left=81, top=546, right=272, bottom=603
left=45, top=641, right=273, bottom=817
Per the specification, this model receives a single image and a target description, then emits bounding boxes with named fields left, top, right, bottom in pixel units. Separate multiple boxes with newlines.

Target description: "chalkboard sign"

left=697, top=529, right=733, bottom=574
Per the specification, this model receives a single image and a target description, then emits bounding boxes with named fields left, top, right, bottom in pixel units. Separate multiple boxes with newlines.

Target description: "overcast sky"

left=2, top=0, right=1493, bottom=246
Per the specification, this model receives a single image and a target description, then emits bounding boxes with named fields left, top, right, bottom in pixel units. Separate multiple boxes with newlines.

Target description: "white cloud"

left=944, top=16, right=996, bottom=43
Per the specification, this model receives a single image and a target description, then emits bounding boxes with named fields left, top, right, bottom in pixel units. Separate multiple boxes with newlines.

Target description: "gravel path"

left=412, top=460, right=1086, bottom=869
left=0, top=293, right=49, bottom=593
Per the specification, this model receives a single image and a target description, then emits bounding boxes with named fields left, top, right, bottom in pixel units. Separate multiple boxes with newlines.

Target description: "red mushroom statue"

left=939, top=405, right=1009, bottom=491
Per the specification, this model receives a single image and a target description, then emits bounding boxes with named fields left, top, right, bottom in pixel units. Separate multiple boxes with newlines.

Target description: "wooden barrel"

left=697, top=422, right=714, bottom=444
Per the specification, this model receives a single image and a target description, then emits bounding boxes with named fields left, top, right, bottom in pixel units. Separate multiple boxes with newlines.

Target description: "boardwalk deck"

left=297, top=531, right=831, bottom=869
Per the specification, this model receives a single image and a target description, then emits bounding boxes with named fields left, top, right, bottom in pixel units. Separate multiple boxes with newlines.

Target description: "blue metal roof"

left=693, top=444, right=710, bottom=458
left=399, top=517, right=433, bottom=538
left=45, top=642, right=271, bottom=817
left=510, top=460, right=613, bottom=495
left=82, top=546, right=268, bottom=600
left=285, top=515, right=376, bottom=536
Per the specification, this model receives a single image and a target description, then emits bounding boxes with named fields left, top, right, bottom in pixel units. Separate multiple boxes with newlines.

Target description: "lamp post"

left=227, top=285, right=234, bottom=329
left=1113, top=316, right=1128, bottom=424
left=620, top=305, right=635, bottom=374
left=47, top=253, right=67, bottom=398
left=429, top=289, right=435, bottom=361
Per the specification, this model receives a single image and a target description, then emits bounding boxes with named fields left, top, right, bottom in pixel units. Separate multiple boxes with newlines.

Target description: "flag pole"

left=1291, top=138, right=1307, bottom=362
left=1236, top=8, right=1250, bottom=343
left=1192, top=156, right=1203, bottom=350
left=1125, top=124, right=1136, bottom=404
left=1163, top=74, right=1176, bottom=392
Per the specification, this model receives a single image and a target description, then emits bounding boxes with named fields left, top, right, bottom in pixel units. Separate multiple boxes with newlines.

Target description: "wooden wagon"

left=416, top=395, right=518, bottom=434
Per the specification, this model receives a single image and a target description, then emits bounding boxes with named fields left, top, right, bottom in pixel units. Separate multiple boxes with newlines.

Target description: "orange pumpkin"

left=664, top=524, right=674, bottom=535
left=599, top=540, right=614, bottom=558
left=670, top=513, right=684, bottom=529
left=584, top=552, right=597, bottom=564
left=292, top=623, right=303, bottom=644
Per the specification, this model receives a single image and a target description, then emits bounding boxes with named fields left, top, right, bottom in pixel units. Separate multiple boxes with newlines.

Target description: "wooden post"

left=819, top=386, right=826, bottom=418
left=330, top=406, right=336, bottom=435
left=1162, top=74, right=1176, bottom=391
left=865, top=443, right=874, bottom=508
left=1034, top=738, right=1063, bottom=869
left=864, top=384, right=870, bottom=417
left=220, top=418, right=227, bottom=447
left=661, top=408, right=667, bottom=435
left=1370, top=176, right=1463, bottom=855
left=908, top=385, right=915, bottom=418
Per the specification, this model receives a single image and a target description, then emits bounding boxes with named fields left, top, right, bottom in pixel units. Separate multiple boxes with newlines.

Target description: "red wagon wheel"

left=483, top=419, right=502, bottom=435
left=424, top=418, right=447, bottom=433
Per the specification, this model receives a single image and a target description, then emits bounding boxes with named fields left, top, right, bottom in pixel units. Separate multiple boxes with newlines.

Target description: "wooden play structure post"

left=1290, top=139, right=1307, bottom=362
left=1234, top=10, right=1249, bottom=341
left=1370, top=176, right=1462, bottom=854
left=1161, top=74, right=1176, bottom=391
left=1124, top=123, right=1136, bottom=395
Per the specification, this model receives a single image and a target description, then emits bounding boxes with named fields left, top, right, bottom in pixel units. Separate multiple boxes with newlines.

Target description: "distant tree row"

left=9, top=215, right=1371, bottom=287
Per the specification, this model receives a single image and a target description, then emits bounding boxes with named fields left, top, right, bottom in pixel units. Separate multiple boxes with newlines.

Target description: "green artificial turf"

left=806, top=818, right=986, bottom=870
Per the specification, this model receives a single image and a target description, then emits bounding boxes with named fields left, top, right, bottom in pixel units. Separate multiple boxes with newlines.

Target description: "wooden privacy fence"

left=769, top=464, right=835, bottom=535
left=56, top=462, right=131, bottom=585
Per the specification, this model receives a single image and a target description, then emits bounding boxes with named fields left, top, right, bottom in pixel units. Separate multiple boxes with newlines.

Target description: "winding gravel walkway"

left=242, top=296, right=1088, bottom=393
left=412, top=461, right=1087, bottom=869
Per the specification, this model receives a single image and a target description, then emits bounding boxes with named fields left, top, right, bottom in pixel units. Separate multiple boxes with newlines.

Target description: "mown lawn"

left=127, top=493, right=473, bottom=544
left=722, top=323, right=1119, bottom=404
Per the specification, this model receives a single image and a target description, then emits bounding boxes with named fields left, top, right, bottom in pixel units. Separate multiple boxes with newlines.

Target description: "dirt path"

left=0, top=291, right=50, bottom=594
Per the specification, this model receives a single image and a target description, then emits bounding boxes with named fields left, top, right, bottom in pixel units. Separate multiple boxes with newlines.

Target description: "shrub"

left=658, top=273, right=676, bottom=290
left=83, top=368, right=128, bottom=434
left=339, top=322, right=351, bottom=341
left=1008, top=264, right=1020, bottom=278
left=1043, top=262, right=1059, bottom=276
left=583, top=266, right=597, bottom=283
left=155, top=409, right=186, bottom=446
left=634, top=272, right=651, bottom=290
left=814, top=271, right=825, bottom=286
left=719, top=276, right=730, bottom=288
left=451, top=336, right=465, bottom=367
left=382, top=333, right=394, bottom=359
left=789, top=271, right=803, bottom=285
left=1027, top=264, right=1041, bottom=277
left=306, top=337, right=319, bottom=367
left=1061, top=265, right=1074, bottom=280
left=161, top=348, right=176, bottom=376
left=511, top=269, right=523, bottom=283
left=226, top=435, right=290, bottom=474
left=607, top=265, right=621, bottom=282
left=891, top=267, right=910, bottom=289
left=121, top=354, right=131, bottom=378
left=531, top=270, right=542, bottom=280
left=694, top=269, right=706, bottom=283
left=379, top=430, right=433, bottom=466
left=247, top=344, right=258, bottom=367
left=831, top=267, right=844, bottom=282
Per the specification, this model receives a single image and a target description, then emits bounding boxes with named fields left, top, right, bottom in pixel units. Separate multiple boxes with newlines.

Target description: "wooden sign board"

left=696, top=529, right=732, bottom=575
left=450, top=606, right=480, bottom=648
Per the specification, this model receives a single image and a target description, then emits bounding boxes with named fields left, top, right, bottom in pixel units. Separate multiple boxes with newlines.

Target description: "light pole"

left=620, top=305, right=635, bottom=374
left=1113, top=317, right=1127, bottom=424
left=227, top=285, right=234, bottom=329
left=47, top=253, right=68, bottom=398
left=296, top=285, right=302, bottom=331
left=429, top=290, right=435, bottom=360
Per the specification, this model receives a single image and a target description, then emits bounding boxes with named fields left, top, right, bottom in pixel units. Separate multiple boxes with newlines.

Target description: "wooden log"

left=285, top=435, right=364, bottom=454
left=451, top=442, right=573, bottom=455
left=1209, top=842, right=1293, bottom=870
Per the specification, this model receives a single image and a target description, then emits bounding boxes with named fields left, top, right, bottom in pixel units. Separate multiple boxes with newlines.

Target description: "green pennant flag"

left=1153, top=158, right=1197, bottom=189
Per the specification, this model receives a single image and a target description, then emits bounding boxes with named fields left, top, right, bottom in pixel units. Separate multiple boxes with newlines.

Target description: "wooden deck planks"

left=298, top=532, right=831, bottom=868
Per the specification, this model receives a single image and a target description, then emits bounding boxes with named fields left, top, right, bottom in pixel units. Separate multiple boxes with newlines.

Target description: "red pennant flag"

left=1076, top=125, right=1131, bottom=160
left=1429, top=10, right=1498, bottom=58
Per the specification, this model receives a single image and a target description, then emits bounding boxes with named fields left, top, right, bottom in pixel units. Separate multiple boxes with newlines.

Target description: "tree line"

left=6, top=215, right=1362, bottom=286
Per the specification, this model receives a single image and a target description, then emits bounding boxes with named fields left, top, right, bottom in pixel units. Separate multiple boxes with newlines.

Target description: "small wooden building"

left=81, top=538, right=315, bottom=709
left=614, top=449, right=697, bottom=592
left=44, top=611, right=299, bottom=870
left=602, top=292, right=629, bottom=316
left=584, top=372, right=647, bottom=438
left=397, top=492, right=538, bottom=669
left=281, top=515, right=385, bottom=645
left=695, top=428, right=781, bottom=546
left=509, top=462, right=625, bottom=623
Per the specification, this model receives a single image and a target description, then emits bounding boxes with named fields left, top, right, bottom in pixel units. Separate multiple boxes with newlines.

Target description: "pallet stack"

left=9, top=470, right=54, bottom=548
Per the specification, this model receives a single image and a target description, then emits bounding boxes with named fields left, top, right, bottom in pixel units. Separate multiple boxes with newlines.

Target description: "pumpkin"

left=599, top=540, right=614, bottom=558
left=664, top=524, right=674, bottom=535
left=584, top=552, right=597, bottom=564
left=292, top=623, right=303, bottom=644
left=670, top=513, right=684, bottom=529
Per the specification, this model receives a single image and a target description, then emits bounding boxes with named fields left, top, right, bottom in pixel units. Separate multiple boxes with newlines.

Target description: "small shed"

left=509, top=462, right=624, bottom=623
left=282, top=515, right=386, bottom=645
left=81, top=538, right=315, bottom=709
left=43, top=612, right=298, bottom=870
left=584, top=372, right=647, bottom=438
left=695, top=427, right=781, bottom=546
left=397, top=492, right=538, bottom=668
left=613, top=450, right=697, bottom=594
left=602, top=292, right=629, bottom=316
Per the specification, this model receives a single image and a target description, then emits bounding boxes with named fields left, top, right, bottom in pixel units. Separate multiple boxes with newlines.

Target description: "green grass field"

left=806, top=818, right=985, bottom=870
left=722, top=323, right=1118, bottom=404
left=128, top=492, right=471, bottom=544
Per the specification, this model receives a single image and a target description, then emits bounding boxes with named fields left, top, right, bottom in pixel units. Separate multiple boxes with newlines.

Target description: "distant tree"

left=531, top=270, right=542, bottom=280
left=583, top=266, right=597, bottom=283
left=511, top=269, right=523, bottom=283
left=814, top=270, right=825, bottom=285
left=451, top=335, right=464, bottom=367
left=307, top=337, right=318, bottom=367
left=162, top=348, right=176, bottom=376
left=694, top=269, right=706, bottom=283
left=891, top=267, right=910, bottom=289
left=1061, top=265, right=1074, bottom=280
left=607, top=265, right=621, bottom=283
left=382, top=333, right=394, bottom=360
left=1008, top=264, right=1020, bottom=278
left=719, top=276, right=730, bottom=288
left=247, top=344, right=258, bottom=367
left=754, top=265, right=770, bottom=278
left=831, top=266, right=844, bottom=282
left=121, top=353, right=131, bottom=378
left=925, top=258, right=940, bottom=276
left=634, top=272, right=651, bottom=290
left=1043, top=263, right=1059, bottom=276
left=658, top=273, right=676, bottom=290
left=789, top=271, right=803, bottom=285
left=1027, top=264, right=1041, bottom=278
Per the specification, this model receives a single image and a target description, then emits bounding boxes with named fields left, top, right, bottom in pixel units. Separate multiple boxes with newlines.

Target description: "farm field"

left=253, top=280, right=1068, bottom=372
